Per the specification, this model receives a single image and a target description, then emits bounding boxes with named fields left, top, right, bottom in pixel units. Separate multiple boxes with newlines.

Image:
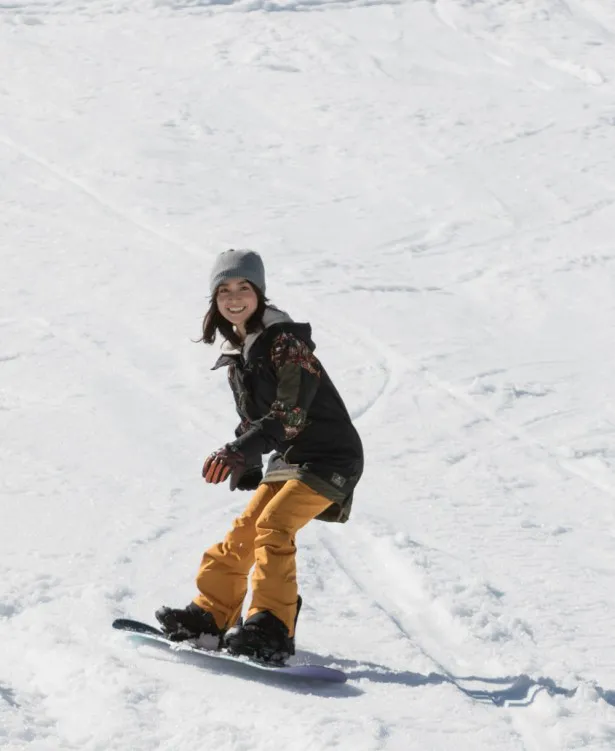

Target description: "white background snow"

left=2, top=0, right=615, bottom=748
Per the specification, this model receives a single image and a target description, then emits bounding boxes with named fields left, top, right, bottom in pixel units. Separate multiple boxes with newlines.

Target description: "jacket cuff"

left=230, top=427, right=266, bottom=462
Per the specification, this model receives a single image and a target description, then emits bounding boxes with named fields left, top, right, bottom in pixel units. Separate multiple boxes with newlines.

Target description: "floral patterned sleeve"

left=269, top=333, right=322, bottom=440
left=230, top=332, right=322, bottom=456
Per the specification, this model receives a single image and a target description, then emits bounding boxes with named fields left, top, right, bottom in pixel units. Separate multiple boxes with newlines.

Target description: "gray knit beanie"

left=209, top=249, right=266, bottom=297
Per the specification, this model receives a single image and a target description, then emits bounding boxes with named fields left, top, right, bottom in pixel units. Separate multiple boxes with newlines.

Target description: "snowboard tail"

left=112, top=618, right=347, bottom=683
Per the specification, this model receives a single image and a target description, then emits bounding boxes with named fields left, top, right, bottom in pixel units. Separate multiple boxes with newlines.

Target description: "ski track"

left=317, top=526, right=561, bottom=751
left=0, top=131, right=204, bottom=262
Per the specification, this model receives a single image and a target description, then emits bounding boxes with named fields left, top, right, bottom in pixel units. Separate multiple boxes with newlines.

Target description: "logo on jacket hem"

left=331, top=473, right=347, bottom=488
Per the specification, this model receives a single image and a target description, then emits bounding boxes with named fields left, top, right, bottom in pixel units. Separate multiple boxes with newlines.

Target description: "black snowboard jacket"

left=212, top=309, right=363, bottom=522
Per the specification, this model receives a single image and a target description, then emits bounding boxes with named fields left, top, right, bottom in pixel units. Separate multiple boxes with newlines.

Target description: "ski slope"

left=2, top=0, right=615, bottom=748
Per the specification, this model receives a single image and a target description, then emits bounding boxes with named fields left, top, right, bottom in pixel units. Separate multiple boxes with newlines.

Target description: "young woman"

left=156, top=249, right=364, bottom=663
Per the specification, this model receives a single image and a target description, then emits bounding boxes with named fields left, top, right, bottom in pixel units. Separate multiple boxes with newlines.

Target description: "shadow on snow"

left=134, top=640, right=363, bottom=697
left=298, top=651, right=615, bottom=708
left=0, top=683, right=20, bottom=708
left=127, top=640, right=615, bottom=706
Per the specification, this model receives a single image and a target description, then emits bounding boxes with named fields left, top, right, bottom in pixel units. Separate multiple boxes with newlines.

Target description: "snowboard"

left=112, top=618, right=347, bottom=683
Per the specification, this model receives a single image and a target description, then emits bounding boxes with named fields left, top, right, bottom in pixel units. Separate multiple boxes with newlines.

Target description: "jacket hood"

left=242, top=306, right=293, bottom=359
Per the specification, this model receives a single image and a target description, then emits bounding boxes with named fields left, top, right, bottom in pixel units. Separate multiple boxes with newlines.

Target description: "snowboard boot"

left=155, top=602, right=222, bottom=647
left=225, top=596, right=302, bottom=665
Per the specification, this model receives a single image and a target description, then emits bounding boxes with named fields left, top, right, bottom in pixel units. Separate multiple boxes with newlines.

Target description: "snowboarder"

left=156, top=249, right=363, bottom=663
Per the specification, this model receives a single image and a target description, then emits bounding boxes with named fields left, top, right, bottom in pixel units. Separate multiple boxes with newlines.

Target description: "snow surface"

left=2, top=0, right=615, bottom=748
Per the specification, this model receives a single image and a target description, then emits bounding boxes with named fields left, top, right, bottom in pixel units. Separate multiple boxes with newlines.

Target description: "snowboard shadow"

left=297, top=650, right=615, bottom=708
left=133, top=639, right=615, bottom=706
left=139, top=640, right=363, bottom=697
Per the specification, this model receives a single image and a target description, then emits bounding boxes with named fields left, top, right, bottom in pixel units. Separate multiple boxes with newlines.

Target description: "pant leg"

left=193, top=482, right=283, bottom=629
left=247, top=480, right=332, bottom=636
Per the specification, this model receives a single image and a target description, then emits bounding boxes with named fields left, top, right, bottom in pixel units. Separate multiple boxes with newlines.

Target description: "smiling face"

left=216, top=278, right=259, bottom=332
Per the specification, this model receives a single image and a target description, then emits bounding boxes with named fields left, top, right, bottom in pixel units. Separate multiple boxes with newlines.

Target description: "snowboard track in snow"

left=320, top=523, right=615, bottom=711
left=316, top=520, right=615, bottom=751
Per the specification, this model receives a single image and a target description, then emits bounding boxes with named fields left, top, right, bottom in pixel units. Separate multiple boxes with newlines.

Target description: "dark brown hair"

left=199, top=282, right=268, bottom=348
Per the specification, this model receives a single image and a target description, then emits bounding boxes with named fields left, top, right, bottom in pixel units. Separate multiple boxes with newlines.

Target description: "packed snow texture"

left=2, top=0, right=615, bottom=749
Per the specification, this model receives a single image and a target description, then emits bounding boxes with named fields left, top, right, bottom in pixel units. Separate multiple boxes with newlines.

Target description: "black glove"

left=233, top=466, right=263, bottom=492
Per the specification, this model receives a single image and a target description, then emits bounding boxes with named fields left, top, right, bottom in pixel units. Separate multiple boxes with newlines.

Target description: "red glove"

left=202, top=445, right=246, bottom=486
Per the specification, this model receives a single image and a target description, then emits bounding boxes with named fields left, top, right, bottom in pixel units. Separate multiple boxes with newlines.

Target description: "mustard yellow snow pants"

left=193, top=480, right=332, bottom=636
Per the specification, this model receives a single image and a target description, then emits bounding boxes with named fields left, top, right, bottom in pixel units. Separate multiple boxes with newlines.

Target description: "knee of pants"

left=254, top=511, right=295, bottom=543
